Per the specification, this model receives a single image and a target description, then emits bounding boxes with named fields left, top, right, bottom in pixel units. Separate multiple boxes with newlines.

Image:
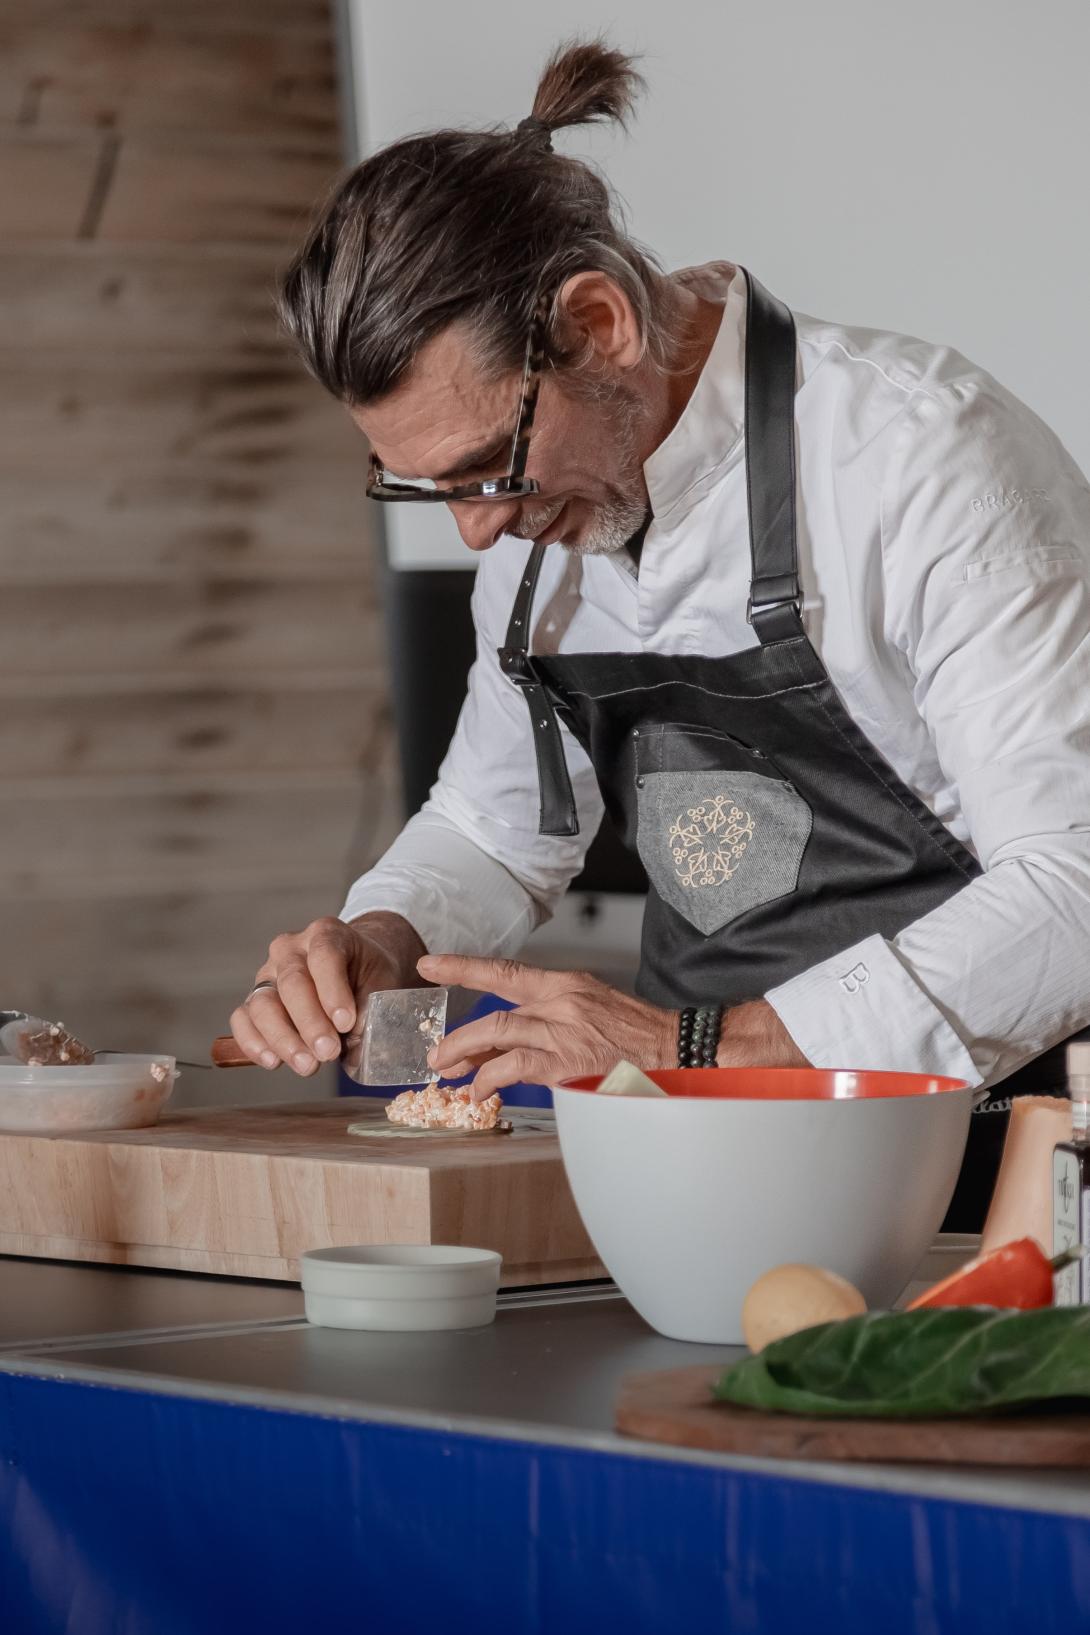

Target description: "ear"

left=556, top=271, right=642, bottom=371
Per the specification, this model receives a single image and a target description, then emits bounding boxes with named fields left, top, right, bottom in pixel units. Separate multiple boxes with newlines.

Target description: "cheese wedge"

left=596, top=1060, right=669, bottom=1097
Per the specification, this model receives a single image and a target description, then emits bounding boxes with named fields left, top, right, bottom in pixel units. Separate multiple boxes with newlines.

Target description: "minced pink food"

left=386, top=1082, right=503, bottom=1131
left=19, top=1021, right=96, bottom=1067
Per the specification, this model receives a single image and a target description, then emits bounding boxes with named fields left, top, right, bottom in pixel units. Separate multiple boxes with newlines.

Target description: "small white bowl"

left=0, top=1052, right=177, bottom=1134
left=300, top=1244, right=502, bottom=1331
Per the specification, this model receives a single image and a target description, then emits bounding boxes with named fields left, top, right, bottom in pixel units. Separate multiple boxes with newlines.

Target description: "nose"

left=447, top=499, right=521, bottom=553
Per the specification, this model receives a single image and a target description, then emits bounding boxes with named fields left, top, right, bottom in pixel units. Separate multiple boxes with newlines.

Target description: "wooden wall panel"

left=0, top=0, right=403, bottom=1082
left=2, top=1, right=333, bottom=31
left=0, top=23, right=340, bottom=143
left=0, top=358, right=362, bottom=468
left=0, top=462, right=370, bottom=580
left=99, top=138, right=339, bottom=247
left=0, top=246, right=289, bottom=354
left=0, top=774, right=385, bottom=894
left=0, top=581, right=381, bottom=678
left=0, top=132, right=102, bottom=238
left=0, top=686, right=388, bottom=779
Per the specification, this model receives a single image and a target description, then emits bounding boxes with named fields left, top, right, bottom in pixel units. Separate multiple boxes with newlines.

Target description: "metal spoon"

left=0, top=1009, right=209, bottom=1070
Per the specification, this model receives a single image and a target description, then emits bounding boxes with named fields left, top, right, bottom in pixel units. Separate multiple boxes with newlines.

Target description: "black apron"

left=498, top=270, right=1066, bottom=1230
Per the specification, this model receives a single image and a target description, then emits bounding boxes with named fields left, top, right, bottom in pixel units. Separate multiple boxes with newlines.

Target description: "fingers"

left=241, top=982, right=322, bottom=1075
left=228, top=1000, right=280, bottom=1070
left=274, top=958, right=343, bottom=1067
left=472, top=1048, right=559, bottom=1101
left=237, top=919, right=364, bottom=1076
left=307, top=919, right=359, bottom=1035
left=417, top=954, right=562, bottom=1005
left=428, top=1005, right=553, bottom=1076
left=425, top=1005, right=563, bottom=1102
left=434, top=1056, right=480, bottom=1080
left=416, top=967, right=675, bottom=1101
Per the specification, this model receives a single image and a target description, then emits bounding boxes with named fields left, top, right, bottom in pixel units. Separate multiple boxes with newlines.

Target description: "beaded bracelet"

left=677, top=1004, right=723, bottom=1068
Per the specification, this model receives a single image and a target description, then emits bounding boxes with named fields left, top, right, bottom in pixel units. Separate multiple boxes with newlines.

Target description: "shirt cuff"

left=764, top=933, right=983, bottom=1088
left=339, top=870, right=539, bottom=961
left=339, top=879, right=443, bottom=953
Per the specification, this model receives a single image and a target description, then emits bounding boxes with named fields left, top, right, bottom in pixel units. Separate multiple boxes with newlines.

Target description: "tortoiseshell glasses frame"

left=365, top=291, right=550, bottom=504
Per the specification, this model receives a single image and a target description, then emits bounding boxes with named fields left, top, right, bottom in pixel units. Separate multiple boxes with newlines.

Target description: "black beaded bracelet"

left=677, top=1004, right=723, bottom=1068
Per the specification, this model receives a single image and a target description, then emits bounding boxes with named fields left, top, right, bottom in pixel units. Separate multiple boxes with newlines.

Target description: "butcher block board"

left=0, top=1099, right=604, bottom=1286
left=616, top=1365, right=1090, bottom=1468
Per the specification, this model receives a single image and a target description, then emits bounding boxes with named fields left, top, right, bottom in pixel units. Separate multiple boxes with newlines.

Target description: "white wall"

left=347, top=0, right=1090, bottom=568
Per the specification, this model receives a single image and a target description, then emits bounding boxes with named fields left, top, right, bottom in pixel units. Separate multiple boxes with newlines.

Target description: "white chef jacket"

left=342, top=261, right=1090, bottom=1090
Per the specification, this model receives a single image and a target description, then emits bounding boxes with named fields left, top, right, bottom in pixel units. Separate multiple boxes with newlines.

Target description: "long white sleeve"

left=340, top=544, right=604, bottom=955
left=767, top=380, right=1090, bottom=1086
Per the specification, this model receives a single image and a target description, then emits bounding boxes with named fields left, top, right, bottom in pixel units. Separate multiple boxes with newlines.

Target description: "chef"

left=228, top=39, right=1090, bottom=1225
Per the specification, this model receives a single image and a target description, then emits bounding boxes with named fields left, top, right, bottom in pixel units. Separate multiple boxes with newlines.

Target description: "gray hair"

left=277, top=37, right=680, bottom=404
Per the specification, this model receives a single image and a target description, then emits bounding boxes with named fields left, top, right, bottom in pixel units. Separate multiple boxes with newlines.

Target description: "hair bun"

left=515, top=115, right=553, bottom=150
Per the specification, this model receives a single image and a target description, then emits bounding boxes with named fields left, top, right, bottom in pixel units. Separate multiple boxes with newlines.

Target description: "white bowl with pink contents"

left=552, top=1066, right=972, bottom=1344
left=0, top=1053, right=177, bottom=1134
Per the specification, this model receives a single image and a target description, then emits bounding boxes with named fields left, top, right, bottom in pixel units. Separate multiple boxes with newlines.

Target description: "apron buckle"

left=499, top=646, right=535, bottom=687
left=746, top=593, right=802, bottom=625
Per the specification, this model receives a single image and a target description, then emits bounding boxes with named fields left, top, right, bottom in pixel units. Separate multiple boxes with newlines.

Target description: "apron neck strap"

left=501, top=540, right=548, bottom=658
left=742, top=271, right=804, bottom=644
left=499, top=543, right=580, bottom=836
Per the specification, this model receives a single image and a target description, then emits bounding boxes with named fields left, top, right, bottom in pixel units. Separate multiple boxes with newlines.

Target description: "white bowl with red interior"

left=552, top=1067, right=971, bottom=1344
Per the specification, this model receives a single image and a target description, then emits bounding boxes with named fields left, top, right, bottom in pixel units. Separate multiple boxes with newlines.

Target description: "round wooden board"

left=615, top=1364, right=1090, bottom=1467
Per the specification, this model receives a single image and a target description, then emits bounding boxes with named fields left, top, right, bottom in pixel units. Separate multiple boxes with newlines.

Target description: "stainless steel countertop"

left=0, top=1255, right=303, bottom=1350
left=2, top=1253, right=1089, bottom=1520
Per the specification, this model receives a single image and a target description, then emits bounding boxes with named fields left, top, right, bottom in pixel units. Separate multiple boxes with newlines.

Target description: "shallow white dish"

left=553, top=1066, right=972, bottom=1345
left=300, top=1244, right=502, bottom=1331
left=0, top=1052, right=177, bottom=1134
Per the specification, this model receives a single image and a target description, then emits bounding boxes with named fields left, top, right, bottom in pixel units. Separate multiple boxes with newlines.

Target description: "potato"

left=741, top=1263, right=866, bottom=1352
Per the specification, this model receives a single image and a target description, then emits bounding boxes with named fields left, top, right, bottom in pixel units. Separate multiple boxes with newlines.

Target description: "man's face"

left=351, top=320, right=649, bottom=556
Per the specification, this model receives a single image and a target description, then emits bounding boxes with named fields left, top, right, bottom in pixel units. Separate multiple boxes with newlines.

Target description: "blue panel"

left=2, top=1369, right=1090, bottom=1635
left=340, top=991, right=553, bottom=1107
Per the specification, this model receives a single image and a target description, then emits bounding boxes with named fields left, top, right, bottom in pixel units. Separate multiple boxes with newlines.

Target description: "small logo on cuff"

left=838, top=962, right=870, bottom=995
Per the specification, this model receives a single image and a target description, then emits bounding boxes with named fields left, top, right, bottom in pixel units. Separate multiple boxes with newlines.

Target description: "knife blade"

left=342, top=987, right=449, bottom=1086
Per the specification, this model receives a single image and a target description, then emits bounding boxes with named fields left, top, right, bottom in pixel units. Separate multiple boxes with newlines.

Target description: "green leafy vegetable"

left=715, top=1308, right=1090, bottom=1418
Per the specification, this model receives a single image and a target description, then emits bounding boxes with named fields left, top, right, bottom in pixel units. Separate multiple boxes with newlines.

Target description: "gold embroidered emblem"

left=669, top=796, right=754, bottom=889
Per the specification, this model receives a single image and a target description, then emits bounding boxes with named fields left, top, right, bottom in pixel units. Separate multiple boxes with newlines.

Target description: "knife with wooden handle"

left=210, top=986, right=449, bottom=1085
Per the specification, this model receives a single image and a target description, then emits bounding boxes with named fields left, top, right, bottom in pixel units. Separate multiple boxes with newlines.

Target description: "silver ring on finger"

left=245, top=979, right=279, bottom=1005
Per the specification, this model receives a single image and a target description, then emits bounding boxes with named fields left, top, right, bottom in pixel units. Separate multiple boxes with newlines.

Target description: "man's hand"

left=420, top=955, right=810, bottom=1098
left=419, top=956, right=677, bottom=1099
left=230, top=911, right=426, bottom=1076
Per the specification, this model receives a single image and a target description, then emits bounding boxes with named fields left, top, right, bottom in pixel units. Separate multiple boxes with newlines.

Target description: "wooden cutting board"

left=0, top=1100, right=604, bottom=1286
left=616, top=1365, right=1090, bottom=1467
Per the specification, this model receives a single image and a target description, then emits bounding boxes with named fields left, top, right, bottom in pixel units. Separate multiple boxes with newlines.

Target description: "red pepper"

left=907, top=1237, right=1083, bottom=1311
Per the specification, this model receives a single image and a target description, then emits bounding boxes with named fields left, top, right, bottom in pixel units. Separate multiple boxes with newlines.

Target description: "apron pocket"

left=636, top=769, right=813, bottom=937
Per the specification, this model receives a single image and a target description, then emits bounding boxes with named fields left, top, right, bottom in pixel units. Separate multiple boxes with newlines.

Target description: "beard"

left=513, top=379, right=650, bottom=557
left=568, top=488, right=649, bottom=557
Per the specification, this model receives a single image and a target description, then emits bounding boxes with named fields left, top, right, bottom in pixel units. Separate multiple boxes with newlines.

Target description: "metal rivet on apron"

left=632, top=728, right=640, bottom=738
left=636, top=776, right=645, bottom=787
left=538, top=719, right=548, bottom=729
left=513, top=618, right=522, bottom=628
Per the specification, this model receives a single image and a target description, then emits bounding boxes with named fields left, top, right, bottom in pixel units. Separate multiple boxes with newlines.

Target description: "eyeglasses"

left=365, top=291, right=549, bottom=504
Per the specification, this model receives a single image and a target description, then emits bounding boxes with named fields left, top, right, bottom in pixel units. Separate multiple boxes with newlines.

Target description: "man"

left=228, top=39, right=1090, bottom=1224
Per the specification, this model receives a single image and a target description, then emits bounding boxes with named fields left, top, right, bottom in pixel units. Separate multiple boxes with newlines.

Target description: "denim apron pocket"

left=635, top=764, right=813, bottom=937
